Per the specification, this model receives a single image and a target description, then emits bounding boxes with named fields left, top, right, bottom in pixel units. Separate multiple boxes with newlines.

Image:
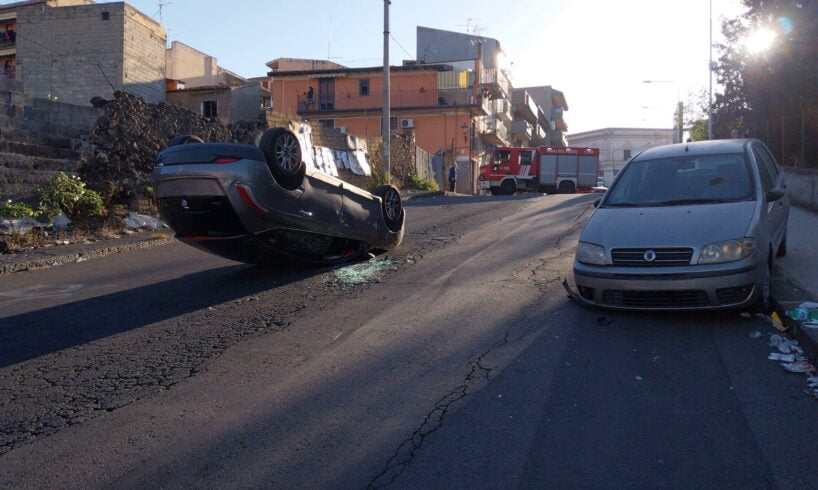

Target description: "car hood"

left=581, top=201, right=757, bottom=248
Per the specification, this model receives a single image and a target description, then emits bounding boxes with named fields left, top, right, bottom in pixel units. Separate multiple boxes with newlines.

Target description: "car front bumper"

left=573, top=258, right=763, bottom=310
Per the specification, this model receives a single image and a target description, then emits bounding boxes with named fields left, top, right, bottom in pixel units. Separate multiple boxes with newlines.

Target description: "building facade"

left=0, top=0, right=94, bottom=81
left=16, top=1, right=165, bottom=105
left=567, top=127, right=674, bottom=185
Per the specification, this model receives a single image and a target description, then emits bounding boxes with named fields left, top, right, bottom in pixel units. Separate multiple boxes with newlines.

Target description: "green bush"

left=407, top=174, right=439, bottom=191
left=1, top=201, right=38, bottom=235
left=36, top=173, right=106, bottom=223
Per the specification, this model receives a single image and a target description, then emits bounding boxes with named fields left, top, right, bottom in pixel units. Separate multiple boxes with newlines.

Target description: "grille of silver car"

left=602, top=289, right=709, bottom=308
left=611, top=248, right=694, bottom=266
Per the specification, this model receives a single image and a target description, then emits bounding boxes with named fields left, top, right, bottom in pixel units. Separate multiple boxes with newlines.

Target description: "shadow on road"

left=0, top=264, right=323, bottom=368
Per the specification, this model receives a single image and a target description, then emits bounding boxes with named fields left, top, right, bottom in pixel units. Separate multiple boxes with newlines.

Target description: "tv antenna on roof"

left=326, top=16, right=342, bottom=61
left=156, top=1, right=172, bottom=24
left=460, top=17, right=485, bottom=36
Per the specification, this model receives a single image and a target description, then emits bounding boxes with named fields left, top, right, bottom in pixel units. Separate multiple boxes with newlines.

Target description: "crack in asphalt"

left=368, top=204, right=593, bottom=488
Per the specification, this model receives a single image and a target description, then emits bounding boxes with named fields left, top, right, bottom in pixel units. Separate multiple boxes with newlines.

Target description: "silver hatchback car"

left=573, top=139, right=789, bottom=310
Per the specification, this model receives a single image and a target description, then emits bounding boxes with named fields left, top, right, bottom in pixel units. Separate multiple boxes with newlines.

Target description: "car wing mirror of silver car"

left=766, top=188, right=786, bottom=202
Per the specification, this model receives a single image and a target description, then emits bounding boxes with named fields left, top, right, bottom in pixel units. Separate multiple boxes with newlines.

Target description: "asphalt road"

left=1, top=193, right=817, bottom=488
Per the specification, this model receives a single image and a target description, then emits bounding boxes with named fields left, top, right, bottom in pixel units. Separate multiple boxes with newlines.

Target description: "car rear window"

left=604, top=153, right=755, bottom=207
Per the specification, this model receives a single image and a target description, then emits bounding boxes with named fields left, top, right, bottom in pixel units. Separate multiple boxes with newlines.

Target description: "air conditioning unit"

left=336, top=126, right=347, bottom=134
left=400, top=118, right=415, bottom=129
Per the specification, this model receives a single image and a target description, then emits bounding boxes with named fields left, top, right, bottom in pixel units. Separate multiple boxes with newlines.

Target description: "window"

left=202, top=100, right=218, bottom=119
left=261, top=96, right=272, bottom=109
left=319, top=119, right=335, bottom=129
left=359, top=78, right=370, bottom=96
left=494, top=150, right=511, bottom=164
left=381, top=116, right=398, bottom=131
left=101, top=11, right=110, bottom=20
left=623, top=149, right=632, bottom=160
left=605, top=153, right=755, bottom=207
left=519, top=151, right=533, bottom=166
left=752, top=148, right=775, bottom=193
left=758, top=146, right=780, bottom=178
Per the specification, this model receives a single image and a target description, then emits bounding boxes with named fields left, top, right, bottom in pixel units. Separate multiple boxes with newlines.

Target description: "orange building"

left=268, top=63, right=491, bottom=193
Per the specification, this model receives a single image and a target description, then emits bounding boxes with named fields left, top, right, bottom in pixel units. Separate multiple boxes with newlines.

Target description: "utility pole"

left=708, top=0, right=713, bottom=140
left=382, top=0, right=391, bottom=182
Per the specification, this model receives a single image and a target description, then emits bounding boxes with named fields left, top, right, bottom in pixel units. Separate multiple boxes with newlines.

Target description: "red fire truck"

left=478, top=146, right=600, bottom=195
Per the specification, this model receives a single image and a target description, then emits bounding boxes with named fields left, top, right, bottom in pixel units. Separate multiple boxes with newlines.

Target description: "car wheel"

left=259, top=128, right=305, bottom=190
left=500, top=180, right=515, bottom=195
left=167, top=135, right=203, bottom=147
left=558, top=180, right=576, bottom=194
left=489, top=187, right=499, bottom=196
left=752, top=260, right=772, bottom=313
left=374, top=184, right=403, bottom=232
left=776, top=232, right=787, bottom=257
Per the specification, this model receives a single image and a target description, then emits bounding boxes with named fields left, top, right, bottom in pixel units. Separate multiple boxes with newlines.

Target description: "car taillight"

left=213, top=157, right=240, bottom=164
left=236, top=185, right=267, bottom=214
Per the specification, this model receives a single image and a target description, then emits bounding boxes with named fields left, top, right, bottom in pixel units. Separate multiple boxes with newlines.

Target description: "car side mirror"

left=766, top=188, right=785, bottom=202
left=593, top=198, right=602, bottom=208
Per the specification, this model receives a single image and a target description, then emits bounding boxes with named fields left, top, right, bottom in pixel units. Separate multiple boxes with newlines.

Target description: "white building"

left=567, top=127, right=673, bottom=186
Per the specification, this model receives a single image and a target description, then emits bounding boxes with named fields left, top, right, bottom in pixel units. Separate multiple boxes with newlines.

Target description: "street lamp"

left=643, top=80, right=683, bottom=143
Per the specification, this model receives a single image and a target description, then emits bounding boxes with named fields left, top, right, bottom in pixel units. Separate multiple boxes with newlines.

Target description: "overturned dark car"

left=153, top=128, right=404, bottom=265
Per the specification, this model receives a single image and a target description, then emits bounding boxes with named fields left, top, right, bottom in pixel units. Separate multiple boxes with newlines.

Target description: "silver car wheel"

left=275, top=133, right=299, bottom=173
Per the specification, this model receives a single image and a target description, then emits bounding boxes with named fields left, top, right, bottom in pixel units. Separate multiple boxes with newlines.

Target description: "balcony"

left=0, top=69, right=15, bottom=80
left=512, top=90, right=538, bottom=124
left=481, top=68, right=510, bottom=100
left=495, top=98, right=512, bottom=122
left=297, top=87, right=488, bottom=115
left=531, top=123, right=547, bottom=145
left=479, top=115, right=509, bottom=145
left=510, top=119, right=533, bottom=142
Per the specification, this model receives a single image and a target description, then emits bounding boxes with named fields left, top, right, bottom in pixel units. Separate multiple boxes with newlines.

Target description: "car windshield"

left=604, top=153, right=755, bottom=207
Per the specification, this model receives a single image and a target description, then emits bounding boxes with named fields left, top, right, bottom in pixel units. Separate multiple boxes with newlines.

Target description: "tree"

left=684, top=88, right=710, bottom=141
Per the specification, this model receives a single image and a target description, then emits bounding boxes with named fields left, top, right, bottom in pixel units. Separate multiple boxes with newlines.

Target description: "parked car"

left=152, top=129, right=405, bottom=266
left=573, top=139, right=789, bottom=310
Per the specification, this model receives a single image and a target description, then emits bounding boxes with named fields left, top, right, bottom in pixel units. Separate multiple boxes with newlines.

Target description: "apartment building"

left=567, top=127, right=673, bottom=185
left=0, top=0, right=94, bottom=81
left=15, top=0, right=165, bottom=105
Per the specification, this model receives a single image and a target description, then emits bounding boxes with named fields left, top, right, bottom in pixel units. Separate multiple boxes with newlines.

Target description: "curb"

left=771, top=266, right=818, bottom=363
left=0, top=236, right=174, bottom=276
left=404, top=191, right=445, bottom=201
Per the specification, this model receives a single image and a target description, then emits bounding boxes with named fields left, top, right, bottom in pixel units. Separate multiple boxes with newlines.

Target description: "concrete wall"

left=416, top=26, right=501, bottom=69
left=17, top=2, right=164, bottom=106
left=165, top=41, right=219, bottom=88
left=121, top=4, right=165, bottom=103
left=783, top=167, right=818, bottom=212
left=229, top=84, right=262, bottom=123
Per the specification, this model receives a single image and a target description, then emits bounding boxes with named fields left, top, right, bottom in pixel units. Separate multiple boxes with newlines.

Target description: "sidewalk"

left=772, top=205, right=818, bottom=361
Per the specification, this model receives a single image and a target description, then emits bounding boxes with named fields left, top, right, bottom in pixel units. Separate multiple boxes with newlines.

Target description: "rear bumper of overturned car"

left=572, top=258, right=763, bottom=310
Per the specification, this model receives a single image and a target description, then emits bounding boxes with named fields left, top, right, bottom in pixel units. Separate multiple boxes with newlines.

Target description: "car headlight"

left=576, top=242, right=608, bottom=265
left=698, top=238, right=756, bottom=264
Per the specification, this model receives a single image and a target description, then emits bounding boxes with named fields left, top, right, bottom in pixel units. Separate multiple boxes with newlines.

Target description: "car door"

left=751, top=144, right=787, bottom=248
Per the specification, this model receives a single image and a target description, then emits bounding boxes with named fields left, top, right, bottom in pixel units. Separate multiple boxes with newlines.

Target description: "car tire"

left=776, top=232, right=787, bottom=257
left=500, top=180, right=516, bottom=195
left=167, top=135, right=203, bottom=147
left=374, top=184, right=403, bottom=232
left=259, top=128, right=305, bottom=191
left=489, top=187, right=499, bottom=196
left=752, top=260, right=772, bottom=313
left=558, top=180, right=576, bottom=194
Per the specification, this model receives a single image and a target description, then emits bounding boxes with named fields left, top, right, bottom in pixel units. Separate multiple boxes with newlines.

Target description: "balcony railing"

left=510, top=119, right=533, bottom=140
left=531, top=123, right=547, bottom=145
left=297, top=88, right=488, bottom=114
left=481, top=68, right=510, bottom=100
left=479, top=115, right=509, bottom=145
left=512, top=90, right=539, bottom=124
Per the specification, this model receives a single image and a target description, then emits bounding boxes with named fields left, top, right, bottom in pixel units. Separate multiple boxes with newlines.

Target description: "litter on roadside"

left=748, top=330, right=763, bottom=339
left=768, top=352, right=795, bottom=362
left=123, top=212, right=165, bottom=231
left=780, top=361, right=816, bottom=374
left=769, top=311, right=787, bottom=332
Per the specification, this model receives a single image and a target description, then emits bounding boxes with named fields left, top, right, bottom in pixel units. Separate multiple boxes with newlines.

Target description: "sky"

left=7, top=0, right=748, bottom=133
